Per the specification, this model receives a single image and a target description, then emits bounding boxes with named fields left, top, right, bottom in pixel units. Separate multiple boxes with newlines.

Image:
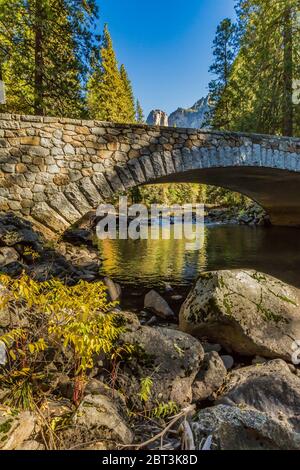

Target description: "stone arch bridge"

left=0, top=113, right=300, bottom=236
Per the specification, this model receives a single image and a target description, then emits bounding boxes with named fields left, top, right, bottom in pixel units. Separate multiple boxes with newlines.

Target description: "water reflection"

left=97, top=225, right=300, bottom=288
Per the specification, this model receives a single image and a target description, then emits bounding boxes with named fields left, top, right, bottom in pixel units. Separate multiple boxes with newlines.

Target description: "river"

left=97, top=224, right=300, bottom=311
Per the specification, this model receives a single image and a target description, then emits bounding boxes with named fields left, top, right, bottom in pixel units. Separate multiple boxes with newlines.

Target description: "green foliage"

left=205, top=185, right=250, bottom=208
left=0, top=274, right=127, bottom=408
left=87, top=25, right=136, bottom=123
left=150, top=401, right=179, bottom=419
left=0, top=0, right=99, bottom=117
left=135, top=99, right=145, bottom=123
left=207, top=18, right=238, bottom=128
left=120, top=64, right=136, bottom=123
left=139, top=376, right=153, bottom=403
left=209, top=0, right=300, bottom=136
left=134, top=183, right=205, bottom=206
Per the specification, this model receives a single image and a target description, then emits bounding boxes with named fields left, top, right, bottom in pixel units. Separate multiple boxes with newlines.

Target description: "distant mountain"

left=146, top=109, right=168, bottom=126
left=146, top=95, right=211, bottom=129
left=168, top=95, right=211, bottom=129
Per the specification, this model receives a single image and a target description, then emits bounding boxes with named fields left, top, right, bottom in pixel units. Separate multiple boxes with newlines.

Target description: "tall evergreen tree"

left=120, top=64, right=136, bottom=123
left=0, top=0, right=98, bottom=117
left=214, top=0, right=300, bottom=136
left=135, top=99, right=145, bottom=123
left=87, top=25, right=137, bottom=123
left=207, top=18, right=238, bottom=128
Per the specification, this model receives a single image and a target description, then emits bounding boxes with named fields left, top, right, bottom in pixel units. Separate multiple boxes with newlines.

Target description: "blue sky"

left=96, top=1, right=236, bottom=117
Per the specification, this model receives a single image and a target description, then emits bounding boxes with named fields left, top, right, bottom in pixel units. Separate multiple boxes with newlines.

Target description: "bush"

left=0, top=274, right=127, bottom=407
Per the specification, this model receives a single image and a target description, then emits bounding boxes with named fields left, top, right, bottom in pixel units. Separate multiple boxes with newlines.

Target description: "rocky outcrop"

left=168, top=96, right=211, bottom=129
left=179, top=270, right=300, bottom=360
left=0, top=213, right=101, bottom=282
left=146, top=110, right=168, bottom=126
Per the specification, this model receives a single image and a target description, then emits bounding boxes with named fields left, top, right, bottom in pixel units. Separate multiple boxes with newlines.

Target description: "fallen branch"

left=179, top=419, right=195, bottom=450
left=120, top=404, right=196, bottom=450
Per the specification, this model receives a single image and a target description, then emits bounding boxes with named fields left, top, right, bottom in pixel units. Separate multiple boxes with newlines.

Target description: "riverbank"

left=0, top=213, right=299, bottom=450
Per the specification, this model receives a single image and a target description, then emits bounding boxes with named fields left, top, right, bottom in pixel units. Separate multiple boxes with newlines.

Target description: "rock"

left=0, top=261, right=26, bottom=277
left=104, top=277, right=122, bottom=302
left=0, top=341, right=7, bottom=365
left=0, top=247, right=19, bottom=266
left=0, top=226, right=40, bottom=247
left=202, top=342, right=222, bottom=353
left=252, top=355, right=268, bottom=365
left=179, top=270, right=300, bottom=361
left=119, top=321, right=204, bottom=410
left=146, top=110, right=168, bottom=126
left=217, top=359, right=300, bottom=433
left=192, top=404, right=300, bottom=450
left=0, top=408, right=36, bottom=450
left=145, top=315, right=157, bottom=326
left=192, top=351, right=227, bottom=402
left=60, top=394, right=133, bottom=449
left=220, top=355, right=234, bottom=370
left=17, top=440, right=45, bottom=450
left=40, top=398, right=72, bottom=419
left=163, top=282, right=173, bottom=292
left=62, top=228, right=93, bottom=247
left=171, top=295, right=183, bottom=301
left=144, top=290, right=175, bottom=319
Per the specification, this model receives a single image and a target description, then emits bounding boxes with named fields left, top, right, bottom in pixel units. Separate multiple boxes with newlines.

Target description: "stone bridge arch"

left=0, top=113, right=300, bottom=236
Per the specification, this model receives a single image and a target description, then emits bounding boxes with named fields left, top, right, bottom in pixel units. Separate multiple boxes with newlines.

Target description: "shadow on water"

left=98, top=224, right=300, bottom=290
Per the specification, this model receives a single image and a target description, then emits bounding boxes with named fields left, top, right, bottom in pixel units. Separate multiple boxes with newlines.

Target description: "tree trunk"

left=282, top=5, right=294, bottom=136
left=34, top=0, right=44, bottom=115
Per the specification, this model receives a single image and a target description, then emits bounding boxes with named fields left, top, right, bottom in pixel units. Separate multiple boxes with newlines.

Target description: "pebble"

left=220, top=355, right=234, bottom=370
left=171, top=295, right=183, bottom=301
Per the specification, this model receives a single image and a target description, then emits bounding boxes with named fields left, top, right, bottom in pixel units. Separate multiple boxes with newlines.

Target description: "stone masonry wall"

left=0, top=113, right=300, bottom=235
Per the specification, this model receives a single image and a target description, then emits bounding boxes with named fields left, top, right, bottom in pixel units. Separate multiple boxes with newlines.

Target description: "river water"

left=97, top=224, right=300, bottom=311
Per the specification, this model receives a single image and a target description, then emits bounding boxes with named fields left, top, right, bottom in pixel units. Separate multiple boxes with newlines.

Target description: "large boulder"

left=60, top=394, right=133, bottom=449
left=179, top=270, right=300, bottom=360
left=217, top=359, right=300, bottom=431
left=192, top=359, right=300, bottom=450
left=192, top=404, right=300, bottom=450
left=118, top=315, right=204, bottom=410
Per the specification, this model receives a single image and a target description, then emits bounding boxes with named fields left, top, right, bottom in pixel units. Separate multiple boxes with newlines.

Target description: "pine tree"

left=120, top=64, right=136, bottom=123
left=214, top=0, right=300, bottom=136
left=0, top=0, right=98, bottom=117
left=87, top=25, right=133, bottom=123
left=135, top=99, right=145, bottom=123
left=207, top=18, right=238, bottom=129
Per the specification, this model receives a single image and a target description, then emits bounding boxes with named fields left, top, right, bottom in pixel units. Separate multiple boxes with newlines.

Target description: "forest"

left=1, top=0, right=299, bottom=208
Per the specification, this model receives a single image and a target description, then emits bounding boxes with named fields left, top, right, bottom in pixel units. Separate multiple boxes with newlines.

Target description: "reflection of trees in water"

left=98, top=226, right=300, bottom=289
left=98, top=226, right=207, bottom=286
left=206, top=226, right=300, bottom=287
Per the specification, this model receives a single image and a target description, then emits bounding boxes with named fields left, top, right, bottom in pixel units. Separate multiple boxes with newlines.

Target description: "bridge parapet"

left=0, top=113, right=300, bottom=234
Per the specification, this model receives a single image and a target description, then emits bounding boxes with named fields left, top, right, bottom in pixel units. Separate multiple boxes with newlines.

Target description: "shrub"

left=0, top=274, right=127, bottom=407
